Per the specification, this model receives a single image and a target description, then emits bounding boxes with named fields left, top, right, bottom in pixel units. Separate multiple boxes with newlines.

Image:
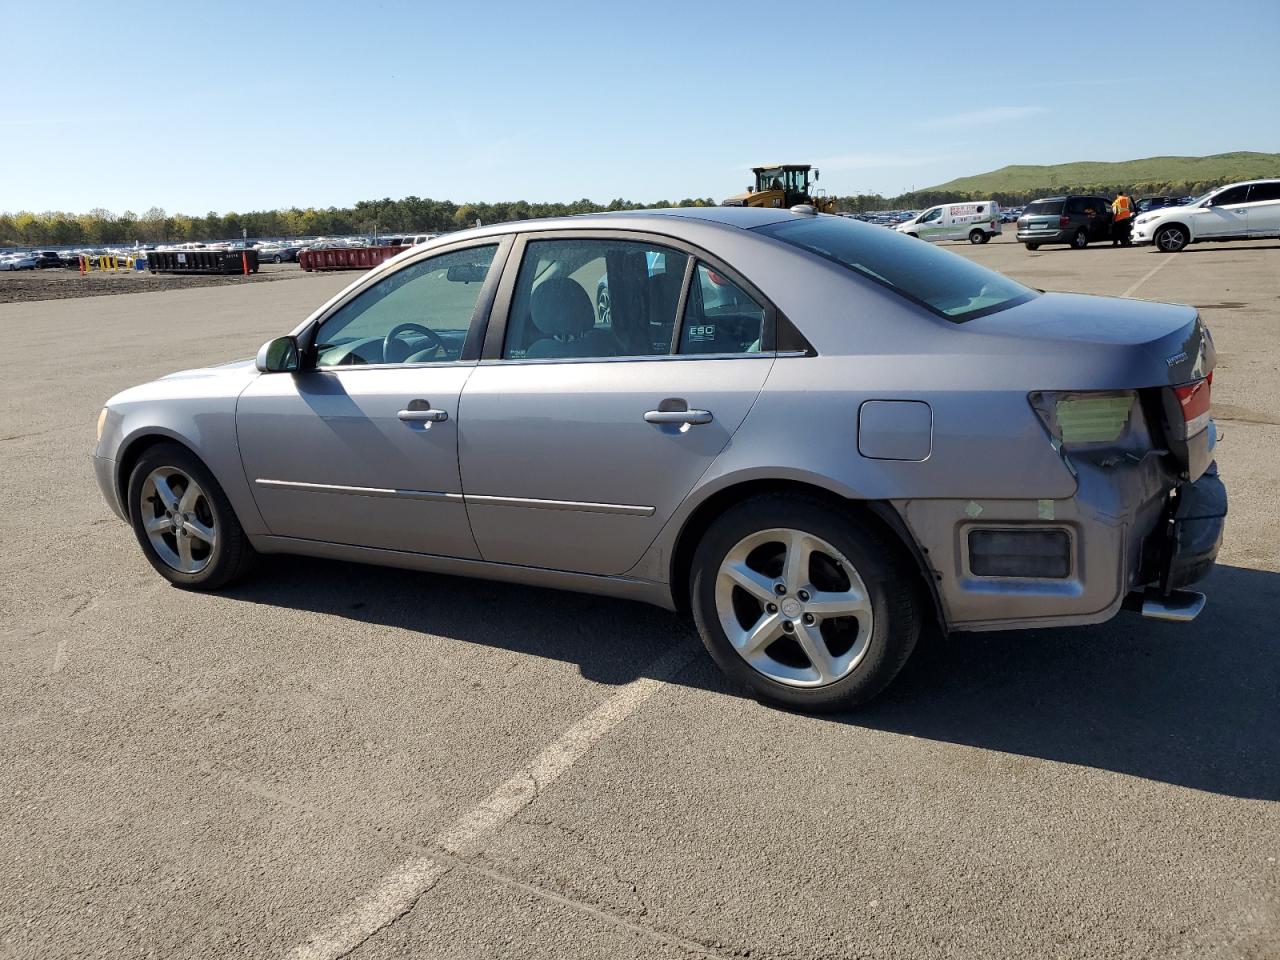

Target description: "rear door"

left=1245, top=181, right=1280, bottom=236
left=458, top=232, right=775, bottom=576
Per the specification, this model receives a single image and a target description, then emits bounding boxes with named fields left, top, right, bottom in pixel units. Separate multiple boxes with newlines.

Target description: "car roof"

left=424, top=206, right=809, bottom=248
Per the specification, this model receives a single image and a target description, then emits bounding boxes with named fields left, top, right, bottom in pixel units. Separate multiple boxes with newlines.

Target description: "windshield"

left=756, top=216, right=1036, bottom=322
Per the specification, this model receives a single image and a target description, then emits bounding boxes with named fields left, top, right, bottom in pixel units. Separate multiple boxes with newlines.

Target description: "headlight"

left=96, top=407, right=108, bottom=442
left=1134, top=214, right=1157, bottom=226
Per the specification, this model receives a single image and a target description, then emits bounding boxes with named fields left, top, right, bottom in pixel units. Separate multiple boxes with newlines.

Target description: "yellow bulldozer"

left=722, top=164, right=835, bottom=212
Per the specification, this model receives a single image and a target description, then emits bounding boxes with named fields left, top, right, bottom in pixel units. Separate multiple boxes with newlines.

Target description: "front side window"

left=503, top=239, right=689, bottom=360
left=1212, top=185, right=1250, bottom=206
left=756, top=216, right=1035, bottom=323
left=679, top=264, right=766, bottom=355
left=313, top=245, right=497, bottom=366
left=920, top=207, right=942, bottom=223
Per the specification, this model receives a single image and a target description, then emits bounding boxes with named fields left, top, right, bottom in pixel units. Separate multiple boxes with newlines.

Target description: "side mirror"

left=445, top=263, right=488, bottom=283
left=256, top=335, right=300, bottom=373
left=813, top=168, right=820, bottom=181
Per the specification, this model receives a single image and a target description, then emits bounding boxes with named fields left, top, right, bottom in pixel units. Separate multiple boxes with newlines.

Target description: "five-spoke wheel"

left=715, top=528, right=872, bottom=687
left=691, top=495, right=922, bottom=711
left=140, top=467, right=217, bottom=574
left=127, top=442, right=254, bottom=589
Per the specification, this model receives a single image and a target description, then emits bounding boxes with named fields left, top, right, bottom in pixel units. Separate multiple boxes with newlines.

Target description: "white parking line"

left=287, top=643, right=700, bottom=960
left=1122, top=255, right=1174, bottom=299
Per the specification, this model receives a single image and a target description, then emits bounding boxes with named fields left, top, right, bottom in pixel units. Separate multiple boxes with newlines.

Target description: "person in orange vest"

left=1111, top=190, right=1134, bottom=247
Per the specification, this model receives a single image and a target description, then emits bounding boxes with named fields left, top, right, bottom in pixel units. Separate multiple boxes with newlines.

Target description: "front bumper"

left=1130, top=221, right=1159, bottom=245
left=94, top=455, right=127, bottom=522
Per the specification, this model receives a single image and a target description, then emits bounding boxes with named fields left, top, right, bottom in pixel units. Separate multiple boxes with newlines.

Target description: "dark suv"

left=1016, top=195, right=1113, bottom=250
left=32, top=251, right=63, bottom=269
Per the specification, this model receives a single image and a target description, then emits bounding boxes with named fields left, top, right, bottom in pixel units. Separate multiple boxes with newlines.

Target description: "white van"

left=896, top=201, right=1002, bottom=244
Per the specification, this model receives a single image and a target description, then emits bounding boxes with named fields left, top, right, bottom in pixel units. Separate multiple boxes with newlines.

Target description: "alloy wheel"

left=715, top=527, right=873, bottom=687
left=139, top=467, right=217, bottom=574
left=1158, top=227, right=1186, bottom=252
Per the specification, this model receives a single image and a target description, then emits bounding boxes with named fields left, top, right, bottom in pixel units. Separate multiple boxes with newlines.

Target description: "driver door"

left=1194, top=185, right=1250, bottom=239
left=236, top=241, right=505, bottom=557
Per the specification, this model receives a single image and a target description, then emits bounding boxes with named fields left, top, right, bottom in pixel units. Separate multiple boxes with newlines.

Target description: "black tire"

left=1024, top=242, right=1040, bottom=251
left=273, top=254, right=282, bottom=263
left=1154, top=224, right=1189, bottom=253
left=596, top=286, right=611, bottom=324
left=1071, top=229, right=1089, bottom=249
left=968, top=230, right=984, bottom=245
left=127, top=442, right=255, bottom=590
left=690, top=494, right=922, bottom=712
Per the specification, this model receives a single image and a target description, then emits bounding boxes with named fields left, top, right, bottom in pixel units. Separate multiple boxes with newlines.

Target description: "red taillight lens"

left=1174, top=373, right=1212, bottom=437
left=1059, top=215, right=1071, bottom=228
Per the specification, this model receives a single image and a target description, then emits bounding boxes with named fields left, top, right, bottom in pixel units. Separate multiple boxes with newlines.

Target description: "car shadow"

left=1178, top=243, right=1280, bottom=253
left=225, top=559, right=1279, bottom=801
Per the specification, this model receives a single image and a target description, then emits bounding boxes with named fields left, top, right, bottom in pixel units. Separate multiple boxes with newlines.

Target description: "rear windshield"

left=1025, top=200, right=1064, bottom=215
left=755, top=216, right=1036, bottom=322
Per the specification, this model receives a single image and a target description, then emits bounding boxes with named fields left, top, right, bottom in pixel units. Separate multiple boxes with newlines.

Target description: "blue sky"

left=3, top=0, right=1278, bottom=214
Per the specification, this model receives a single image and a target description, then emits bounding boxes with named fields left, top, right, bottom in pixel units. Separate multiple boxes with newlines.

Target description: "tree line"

left=0, top=176, right=1238, bottom=246
left=0, top=197, right=718, bottom=247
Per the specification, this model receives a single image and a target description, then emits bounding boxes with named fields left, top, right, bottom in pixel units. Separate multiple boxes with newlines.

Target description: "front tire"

left=690, top=495, right=921, bottom=712
left=1155, top=224, right=1189, bottom=252
left=127, top=442, right=255, bottom=590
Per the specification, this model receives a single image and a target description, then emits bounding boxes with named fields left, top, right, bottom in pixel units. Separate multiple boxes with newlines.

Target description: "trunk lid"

left=966, top=292, right=1216, bottom=478
left=964, top=292, right=1212, bottom=386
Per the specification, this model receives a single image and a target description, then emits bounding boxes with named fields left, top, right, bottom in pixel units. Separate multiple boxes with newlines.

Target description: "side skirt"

left=250, top=535, right=678, bottom=611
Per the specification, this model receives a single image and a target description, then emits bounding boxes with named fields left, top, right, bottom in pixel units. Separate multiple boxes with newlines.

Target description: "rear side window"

left=756, top=216, right=1036, bottom=323
left=679, top=264, right=765, bottom=355
left=1246, top=182, right=1280, bottom=202
left=503, top=238, right=689, bottom=360
left=1025, top=200, right=1063, bottom=216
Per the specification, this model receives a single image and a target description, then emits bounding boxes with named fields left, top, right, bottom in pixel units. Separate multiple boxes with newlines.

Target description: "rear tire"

left=1024, top=242, right=1040, bottom=251
left=1071, top=230, right=1089, bottom=249
left=1155, top=224, right=1189, bottom=253
left=127, top=442, right=255, bottom=591
left=690, top=495, right=921, bottom=712
left=969, top=230, right=984, bottom=245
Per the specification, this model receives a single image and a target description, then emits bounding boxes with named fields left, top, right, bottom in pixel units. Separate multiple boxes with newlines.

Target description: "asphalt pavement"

left=1, top=232, right=1276, bottom=959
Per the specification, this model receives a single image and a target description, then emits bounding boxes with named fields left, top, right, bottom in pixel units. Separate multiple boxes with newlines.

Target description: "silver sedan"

left=93, top=207, right=1227, bottom=710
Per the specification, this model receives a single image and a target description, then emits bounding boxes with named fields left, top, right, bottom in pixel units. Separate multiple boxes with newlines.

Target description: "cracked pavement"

left=1, top=236, right=1277, bottom=959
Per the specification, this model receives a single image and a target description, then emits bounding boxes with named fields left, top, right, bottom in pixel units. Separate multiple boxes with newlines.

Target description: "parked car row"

left=1015, top=180, right=1279, bottom=251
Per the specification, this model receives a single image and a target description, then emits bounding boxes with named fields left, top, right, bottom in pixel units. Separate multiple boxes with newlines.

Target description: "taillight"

left=1059, top=215, right=1071, bottom=228
left=1173, top=373, right=1212, bottom=438
left=1029, top=390, right=1137, bottom=446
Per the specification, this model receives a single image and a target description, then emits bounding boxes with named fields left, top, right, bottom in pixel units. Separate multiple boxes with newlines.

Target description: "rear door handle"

left=399, top=407, right=450, bottom=419
left=644, top=409, right=712, bottom=425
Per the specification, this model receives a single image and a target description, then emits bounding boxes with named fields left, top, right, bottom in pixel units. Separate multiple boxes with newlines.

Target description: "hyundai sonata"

left=93, top=208, right=1226, bottom=710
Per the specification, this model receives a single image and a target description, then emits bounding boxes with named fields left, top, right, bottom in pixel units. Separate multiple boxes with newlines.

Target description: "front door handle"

left=644, top=409, right=712, bottom=425
left=398, top=403, right=448, bottom=423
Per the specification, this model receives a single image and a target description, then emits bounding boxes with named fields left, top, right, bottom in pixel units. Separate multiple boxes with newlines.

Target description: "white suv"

left=1132, top=179, right=1280, bottom=252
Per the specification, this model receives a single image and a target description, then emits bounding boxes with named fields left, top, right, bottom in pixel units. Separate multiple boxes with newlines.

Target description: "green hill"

left=923, top=151, right=1280, bottom=196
